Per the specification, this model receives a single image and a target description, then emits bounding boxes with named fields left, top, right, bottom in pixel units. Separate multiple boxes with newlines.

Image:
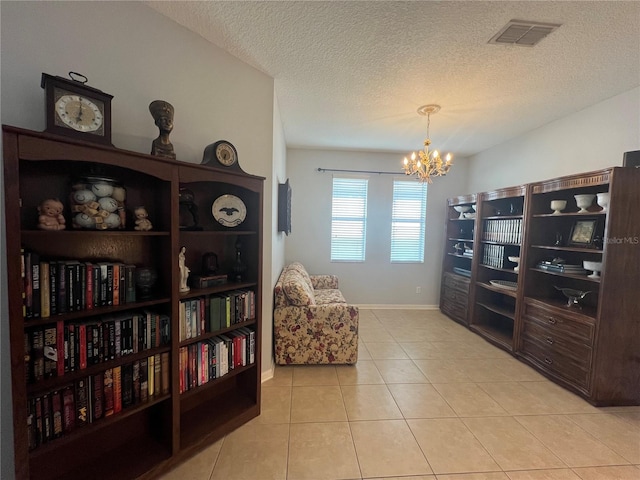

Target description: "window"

left=331, top=177, right=368, bottom=262
left=390, top=180, right=427, bottom=263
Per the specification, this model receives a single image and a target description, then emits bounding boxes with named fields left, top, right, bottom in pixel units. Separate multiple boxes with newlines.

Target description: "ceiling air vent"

left=489, top=20, right=561, bottom=47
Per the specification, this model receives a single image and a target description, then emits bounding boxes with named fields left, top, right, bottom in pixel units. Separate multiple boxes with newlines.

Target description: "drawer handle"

left=547, top=317, right=557, bottom=325
left=544, top=357, right=553, bottom=365
left=546, top=337, right=554, bottom=345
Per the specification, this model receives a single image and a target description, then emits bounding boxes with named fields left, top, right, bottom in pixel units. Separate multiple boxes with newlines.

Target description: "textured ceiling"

left=146, top=1, right=640, bottom=157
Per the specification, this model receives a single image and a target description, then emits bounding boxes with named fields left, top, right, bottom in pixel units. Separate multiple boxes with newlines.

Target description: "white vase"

left=596, top=192, right=610, bottom=213
left=574, top=194, right=595, bottom=213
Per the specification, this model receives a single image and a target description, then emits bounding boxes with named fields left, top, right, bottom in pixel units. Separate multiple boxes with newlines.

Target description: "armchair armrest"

left=310, top=274, right=339, bottom=290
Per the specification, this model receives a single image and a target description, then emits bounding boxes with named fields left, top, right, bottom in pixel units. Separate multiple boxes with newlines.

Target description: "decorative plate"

left=212, top=194, right=246, bottom=227
left=489, top=280, right=518, bottom=290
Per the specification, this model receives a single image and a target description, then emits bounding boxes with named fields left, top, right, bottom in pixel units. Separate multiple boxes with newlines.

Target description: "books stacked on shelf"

left=462, top=246, right=474, bottom=258
left=482, top=244, right=506, bottom=269
left=24, top=311, right=170, bottom=383
left=178, top=327, right=255, bottom=394
left=178, top=290, right=256, bottom=341
left=453, top=267, right=472, bottom=278
left=482, top=219, right=522, bottom=243
left=537, top=261, right=588, bottom=275
left=26, top=352, right=169, bottom=451
left=21, top=250, right=139, bottom=319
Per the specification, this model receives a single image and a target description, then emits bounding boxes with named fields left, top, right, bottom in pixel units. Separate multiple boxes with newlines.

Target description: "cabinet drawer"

left=443, top=272, right=470, bottom=294
left=523, top=302, right=594, bottom=346
left=441, top=298, right=467, bottom=323
left=443, top=285, right=468, bottom=308
left=521, top=334, right=591, bottom=389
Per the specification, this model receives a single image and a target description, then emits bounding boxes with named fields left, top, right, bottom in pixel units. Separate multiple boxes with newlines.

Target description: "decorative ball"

left=112, top=186, right=126, bottom=203
left=91, top=182, right=114, bottom=197
left=98, top=196, right=119, bottom=213
left=72, top=189, right=96, bottom=204
left=74, top=213, right=95, bottom=228
left=103, top=213, right=121, bottom=229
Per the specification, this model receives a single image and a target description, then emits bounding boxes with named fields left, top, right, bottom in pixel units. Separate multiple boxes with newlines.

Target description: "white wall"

left=467, top=87, right=640, bottom=193
left=265, top=95, right=287, bottom=380
left=286, top=148, right=469, bottom=306
left=0, top=3, right=275, bottom=477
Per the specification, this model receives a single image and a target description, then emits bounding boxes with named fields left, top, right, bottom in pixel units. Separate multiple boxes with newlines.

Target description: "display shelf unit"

left=443, top=167, right=639, bottom=406
left=440, top=194, right=477, bottom=326
left=468, top=186, right=527, bottom=353
left=519, top=167, right=639, bottom=405
left=3, top=125, right=264, bottom=480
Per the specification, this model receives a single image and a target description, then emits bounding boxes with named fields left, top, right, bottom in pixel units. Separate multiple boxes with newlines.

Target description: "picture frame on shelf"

left=569, top=219, right=597, bottom=246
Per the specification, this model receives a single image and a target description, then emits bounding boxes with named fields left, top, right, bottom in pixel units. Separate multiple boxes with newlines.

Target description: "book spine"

left=31, top=253, right=41, bottom=318
left=106, top=264, right=114, bottom=306
left=75, top=378, right=89, bottom=427
left=113, top=366, right=122, bottom=413
left=85, top=263, right=93, bottom=310
left=20, top=248, right=26, bottom=318
left=42, top=393, right=51, bottom=442
left=147, top=355, right=155, bottom=398
left=133, top=360, right=141, bottom=404
left=24, top=251, right=33, bottom=319
left=34, top=396, right=43, bottom=446
left=49, top=261, right=58, bottom=315
left=161, top=352, right=170, bottom=395
left=78, top=262, right=86, bottom=311
left=40, top=261, right=50, bottom=318
left=51, top=390, right=63, bottom=439
left=57, top=261, right=67, bottom=314
left=112, top=264, right=120, bottom=306
left=103, top=368, right=114, bottom=416
left=27, top=398, right=36, bottom=450
left=122, top=363, right=133, bottom=407
left=140, top=358, right=149, bottom=402
left=62, top=386, right=75, bottom=433
left=79, top=324, right=87, bottom=370
left=43, top=326, right=57, bottom=378
left=31, top=329, right=44, bottom=382
left=154, top=353, right=161, bottom=397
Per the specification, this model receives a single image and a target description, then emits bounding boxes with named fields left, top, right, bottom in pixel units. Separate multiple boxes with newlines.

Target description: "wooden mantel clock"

left=41, top=72, right=113, bottom=146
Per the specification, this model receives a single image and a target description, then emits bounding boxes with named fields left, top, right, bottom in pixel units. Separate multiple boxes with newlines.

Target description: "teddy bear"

left=134, top=206, right=153, bottom=231
left=37, top=198, right=66, bottom=231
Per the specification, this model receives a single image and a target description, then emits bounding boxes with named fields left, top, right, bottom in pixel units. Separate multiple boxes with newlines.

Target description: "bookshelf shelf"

left=3, top=125, right=264, bottom=480
left=530, top=268, right=601, bottom=283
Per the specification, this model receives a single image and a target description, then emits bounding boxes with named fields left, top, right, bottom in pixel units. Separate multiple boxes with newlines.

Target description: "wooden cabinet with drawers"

left=443, top=167, right=639, bottom=406
left=441, top=272, right=471, bottom=325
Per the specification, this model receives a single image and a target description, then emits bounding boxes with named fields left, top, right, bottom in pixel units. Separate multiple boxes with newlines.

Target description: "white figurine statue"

left=179, top=246, right=190, bottom=292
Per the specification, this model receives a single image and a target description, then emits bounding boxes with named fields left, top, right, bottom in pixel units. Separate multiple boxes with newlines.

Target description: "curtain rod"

left=317, top=167, right=401, bottom=175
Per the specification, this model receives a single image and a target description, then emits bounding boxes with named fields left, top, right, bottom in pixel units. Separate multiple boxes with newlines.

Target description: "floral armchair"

left=274, top=262, right=359, bottom=365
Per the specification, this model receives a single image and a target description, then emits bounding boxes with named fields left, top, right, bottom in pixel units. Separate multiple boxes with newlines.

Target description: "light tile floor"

left=160, top=309, right=640, bottom=480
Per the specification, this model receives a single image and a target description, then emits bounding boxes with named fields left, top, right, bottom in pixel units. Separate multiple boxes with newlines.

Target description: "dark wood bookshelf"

left=443, top=167, right=639, bottom=406
left=3, top=125, right=264, bottom=480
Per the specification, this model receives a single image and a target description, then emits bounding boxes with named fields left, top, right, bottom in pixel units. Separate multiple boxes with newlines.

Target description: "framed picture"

left=569, top=219, right=597, bottom=246
left=623, top=150, right=640, bottom=168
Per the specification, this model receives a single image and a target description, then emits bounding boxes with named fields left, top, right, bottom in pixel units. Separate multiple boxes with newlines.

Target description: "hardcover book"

left=103, top=368, right=114, bottom=416
left=75, top=377, right=89, bottom=427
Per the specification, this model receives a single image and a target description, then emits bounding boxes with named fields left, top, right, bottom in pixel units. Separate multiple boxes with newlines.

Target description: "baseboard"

left=261, top=360, right=275, bottom=383
left=355, top=304, right=440, bottom=310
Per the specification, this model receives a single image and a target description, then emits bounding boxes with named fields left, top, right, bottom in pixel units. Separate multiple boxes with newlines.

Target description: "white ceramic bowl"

left=583, top=260, right=602, bottom=279
left=550, top=200, right=567, bottom=215
left=574, top=194, right=595, bottom=213
left=453, top=205, right=471, bottom=219
left=596, top=192, right=610, bottom=213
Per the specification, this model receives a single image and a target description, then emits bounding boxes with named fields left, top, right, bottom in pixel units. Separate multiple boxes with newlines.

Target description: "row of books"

left=179, top=327, right=255, bottom=394
left=25, top=311, right=170, bottom=383
left=179, top=290, right=256, bottom=341
left=21, top=249, right=140, bottom=320
left=482, top=244, right=508, bottom=269
left=27, top=353, right=169, bottom=451
left=482, top=219, right=523, bottom=244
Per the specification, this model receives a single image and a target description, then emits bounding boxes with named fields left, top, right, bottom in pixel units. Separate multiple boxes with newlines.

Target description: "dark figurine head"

left=149, top=100, right=174, bottom=133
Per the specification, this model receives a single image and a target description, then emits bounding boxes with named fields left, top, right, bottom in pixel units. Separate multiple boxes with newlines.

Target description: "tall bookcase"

left=2, top=125, right=263, bottom=480
left=440, top=194, right=477, bottom=326
left=520, top=168, right=639, bottom=405
left=442, top=167, right=639, bottom=406
left=469, top=186, right=526, bottom=352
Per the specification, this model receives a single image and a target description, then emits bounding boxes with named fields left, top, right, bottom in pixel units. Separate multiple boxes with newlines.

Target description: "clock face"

left=54, top=90, right=104, bottom=134
left=216, top=142, right=237, bottom=166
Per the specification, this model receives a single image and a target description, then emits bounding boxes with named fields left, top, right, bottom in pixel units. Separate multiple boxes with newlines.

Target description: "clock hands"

left=75, top=99, right=84, bottom=123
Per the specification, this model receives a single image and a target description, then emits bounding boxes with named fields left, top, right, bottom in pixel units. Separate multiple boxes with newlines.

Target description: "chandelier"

left=403, top=104, right=453, bottom=183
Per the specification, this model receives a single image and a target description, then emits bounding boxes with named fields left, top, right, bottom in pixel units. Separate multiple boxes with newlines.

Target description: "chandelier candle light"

left=403, top=104, right=453, bottom=183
